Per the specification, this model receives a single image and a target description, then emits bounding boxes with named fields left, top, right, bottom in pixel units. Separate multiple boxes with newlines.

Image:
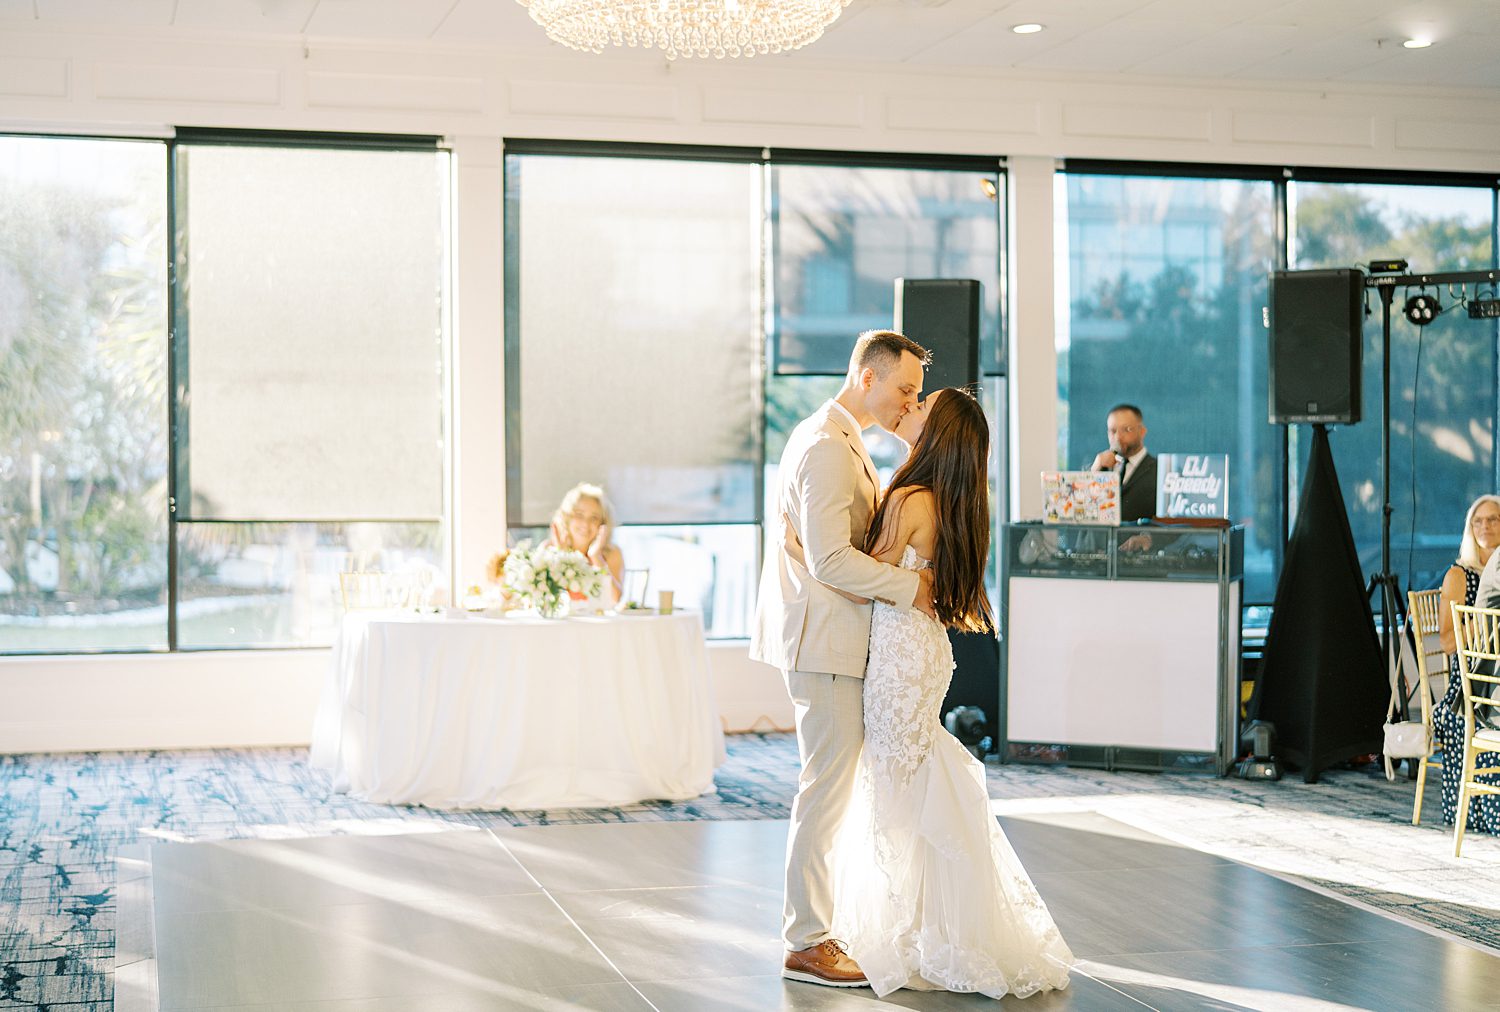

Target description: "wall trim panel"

left=1233, top=109, right=1374, bottom=149
left=1396, top=116, right=1500, bottom=156
left=702, top=86, right=863, bottom=128
left=508, top=78, right=678, bottom=121
left=887, top=96, right=1041, bottom=137
left=307, top=71, right=486, bottom=114
left=94, top=62, right=281, bottom=106
left=1063, top=102, right=1213, bottom=143
left=0, top=56, right=69, bottom=99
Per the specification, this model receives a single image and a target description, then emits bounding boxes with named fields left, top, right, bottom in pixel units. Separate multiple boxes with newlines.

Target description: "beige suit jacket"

left=750, top=401, right=921, bottom=678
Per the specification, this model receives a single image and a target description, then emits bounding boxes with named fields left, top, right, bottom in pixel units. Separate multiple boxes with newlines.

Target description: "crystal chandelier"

left=515, top=0, right=854, bottom=59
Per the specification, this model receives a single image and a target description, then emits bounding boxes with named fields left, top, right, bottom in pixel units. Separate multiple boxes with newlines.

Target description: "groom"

left=751, top=329, right=936, bottom=987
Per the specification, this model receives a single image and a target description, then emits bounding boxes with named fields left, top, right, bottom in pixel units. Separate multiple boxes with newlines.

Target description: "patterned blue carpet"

left=1, top=734, right=1495, bottom=1009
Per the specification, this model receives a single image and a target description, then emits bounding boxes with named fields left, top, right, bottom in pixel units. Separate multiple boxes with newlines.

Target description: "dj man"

left=1090, top=403, right=1157, bottom=524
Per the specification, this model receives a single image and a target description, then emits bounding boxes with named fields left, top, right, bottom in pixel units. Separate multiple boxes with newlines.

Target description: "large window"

left=173, top=139, right=449, bottom=647
left=771, top=162, right=1003, bottom=375
left=23, top=133, right=1491, bottom=652
left=1057, top=171, right=1280, bottom=602
left=766, top=160, right=1007, bottom=601
left=0, top=132, right=449, bottom=654
left=504, top=152, right=760, bottom=527
left=0, top=136, right=169, bottom=651
left=1291, top=180, right=1497, bottom=592
left=507, top=147, right=1009, bottom=636
left=504, top=149, right=762, bottom=636
left=1057, top=166, right=1499, bottom=606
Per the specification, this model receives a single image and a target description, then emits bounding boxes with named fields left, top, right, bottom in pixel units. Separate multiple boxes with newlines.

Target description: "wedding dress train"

left=833, top=545, right=1074, bottom=999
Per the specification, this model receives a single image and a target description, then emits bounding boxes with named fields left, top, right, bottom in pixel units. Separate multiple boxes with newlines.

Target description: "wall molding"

left=0, top=25, right=1495, bottom=173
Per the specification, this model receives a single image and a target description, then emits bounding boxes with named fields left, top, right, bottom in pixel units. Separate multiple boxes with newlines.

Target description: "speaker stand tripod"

left=1366, top=281, right=1407, bottom=724
left=1362, top=268, right=1500, bottom=764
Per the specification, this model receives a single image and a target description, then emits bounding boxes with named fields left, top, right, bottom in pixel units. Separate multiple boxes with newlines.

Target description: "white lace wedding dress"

left=832, top=545, right=1075, bottom=999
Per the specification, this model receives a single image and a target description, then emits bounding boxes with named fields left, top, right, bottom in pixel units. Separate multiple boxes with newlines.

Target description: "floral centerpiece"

left=502, top=541, right=605, bottom=619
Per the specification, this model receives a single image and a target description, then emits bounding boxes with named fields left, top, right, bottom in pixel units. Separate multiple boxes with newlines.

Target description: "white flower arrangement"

left=502, top=541, right=605, bottom=618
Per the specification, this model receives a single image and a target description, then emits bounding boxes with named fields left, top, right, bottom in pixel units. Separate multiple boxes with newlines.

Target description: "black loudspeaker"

left=1269, top=268, right=1364, bottom=425
left=894, top=278, right=981, bottom=392
left=892, top=279, right=996, bottom=752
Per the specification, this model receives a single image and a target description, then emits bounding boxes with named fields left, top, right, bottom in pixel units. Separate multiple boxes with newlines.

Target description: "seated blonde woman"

left=542, top=482, right=624, bottom=606
left=1433, top=493, right=1500, bottom=835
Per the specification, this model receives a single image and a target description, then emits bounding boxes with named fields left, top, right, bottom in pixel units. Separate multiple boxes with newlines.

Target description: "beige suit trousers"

left=782, top=667, right=864, bottom=950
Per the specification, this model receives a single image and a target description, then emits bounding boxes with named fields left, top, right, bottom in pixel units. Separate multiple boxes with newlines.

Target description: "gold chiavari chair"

left=1448, top=603, right=1500, bottom=857
left=1406, top=589, right=1447, bottom=825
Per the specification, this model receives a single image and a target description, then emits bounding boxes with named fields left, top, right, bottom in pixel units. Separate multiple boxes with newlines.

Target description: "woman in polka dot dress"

left=1433, top=495, right=1500, bottom=834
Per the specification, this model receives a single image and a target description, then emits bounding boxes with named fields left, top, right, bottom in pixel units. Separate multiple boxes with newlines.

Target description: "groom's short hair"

left=850, top=330, right=931, bottom=378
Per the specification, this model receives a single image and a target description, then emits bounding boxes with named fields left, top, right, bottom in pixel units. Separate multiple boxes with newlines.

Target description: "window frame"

left=1060, top=157, right=1500, bottom=605
left=0, top=127, right=450, bottom=655
left=502, top=140, right=1012, bottom=637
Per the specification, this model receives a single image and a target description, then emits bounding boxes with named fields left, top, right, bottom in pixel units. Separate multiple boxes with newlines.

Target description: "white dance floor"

left=117, top=814, right=1500, bottom=1010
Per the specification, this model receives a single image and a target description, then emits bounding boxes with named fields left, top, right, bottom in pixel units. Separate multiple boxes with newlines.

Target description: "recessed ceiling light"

left=1402, top=37, right=1432, bottom=48
left=1011, top=23, right=1045, bottom=34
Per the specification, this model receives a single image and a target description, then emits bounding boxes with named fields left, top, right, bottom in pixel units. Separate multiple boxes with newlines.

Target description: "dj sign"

left=1155, top=454, right=1230, bottom=520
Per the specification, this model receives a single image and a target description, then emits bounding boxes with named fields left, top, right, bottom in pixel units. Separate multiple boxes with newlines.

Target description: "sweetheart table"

left=310, top=610, right=725, bottom=809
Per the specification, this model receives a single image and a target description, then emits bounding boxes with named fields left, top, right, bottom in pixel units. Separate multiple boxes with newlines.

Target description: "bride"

left=787, top=387, right=1074, bottom=999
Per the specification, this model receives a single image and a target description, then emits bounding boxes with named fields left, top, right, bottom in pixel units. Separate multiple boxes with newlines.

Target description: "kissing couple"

left=751, top=329, right=1074, bottom=999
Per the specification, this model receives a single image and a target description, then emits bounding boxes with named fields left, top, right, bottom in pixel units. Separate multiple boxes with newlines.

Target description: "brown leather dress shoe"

left=783, top=939, right=869, bottom=987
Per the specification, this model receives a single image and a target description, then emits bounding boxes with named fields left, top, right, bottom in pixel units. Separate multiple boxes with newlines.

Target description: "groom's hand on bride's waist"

left=913, top=569, right=937, bottom=620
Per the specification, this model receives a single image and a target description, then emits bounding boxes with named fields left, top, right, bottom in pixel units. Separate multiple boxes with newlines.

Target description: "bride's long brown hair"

left=865, top=388, right=994, bottom=633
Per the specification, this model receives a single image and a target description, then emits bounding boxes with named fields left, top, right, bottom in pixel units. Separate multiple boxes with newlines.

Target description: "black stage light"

left=1234, top=719, right=1283, bottom=781
left=944, top=706, right=991, bottom=761
left=1469, top=297, right=1500, bottom=320
left=1403, top=292, right=1441, bottom=326
left=1368, top=258, right=1408, bottom=274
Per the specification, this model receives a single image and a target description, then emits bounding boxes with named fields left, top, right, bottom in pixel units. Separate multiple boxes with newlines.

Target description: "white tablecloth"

left=310, top=610, right=726, bottom=810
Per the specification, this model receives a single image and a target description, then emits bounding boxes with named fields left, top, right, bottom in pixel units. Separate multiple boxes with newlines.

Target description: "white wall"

left=1, top=24, right=1496, bottom=752
left=0, top=642, right=790, bottom=753
left=0, top=650, right=327, bottom=753
left=4, top=26, right=1496, bottom=171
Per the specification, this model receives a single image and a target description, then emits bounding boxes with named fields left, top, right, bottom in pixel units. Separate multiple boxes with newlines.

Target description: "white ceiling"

left=4, top=0, right=1498, bottom=89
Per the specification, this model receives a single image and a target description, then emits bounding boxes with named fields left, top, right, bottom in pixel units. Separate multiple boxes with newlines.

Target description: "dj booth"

left=999, top=522, right=1244, bottom=775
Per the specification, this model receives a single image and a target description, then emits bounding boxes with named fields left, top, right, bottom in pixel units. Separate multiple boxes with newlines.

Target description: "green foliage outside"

left=1063, top=178, right=1495, bottom=601
left=0, top=166, right=169, bottom=618
left=1064, top=179, right=1278, bottom=597
left=1295, top=183, right=1495, bottom=590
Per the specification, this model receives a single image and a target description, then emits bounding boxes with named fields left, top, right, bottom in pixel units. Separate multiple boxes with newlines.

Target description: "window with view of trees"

left=0, top=133, right=449, bottom=653
left=1290, top=180, right=1497, bottom=594
left=1059, top=169, right=1499, bottom=606
left=1057, top=172, right=1281, bottom=602
left=0, top=136, right=169, bottom=651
